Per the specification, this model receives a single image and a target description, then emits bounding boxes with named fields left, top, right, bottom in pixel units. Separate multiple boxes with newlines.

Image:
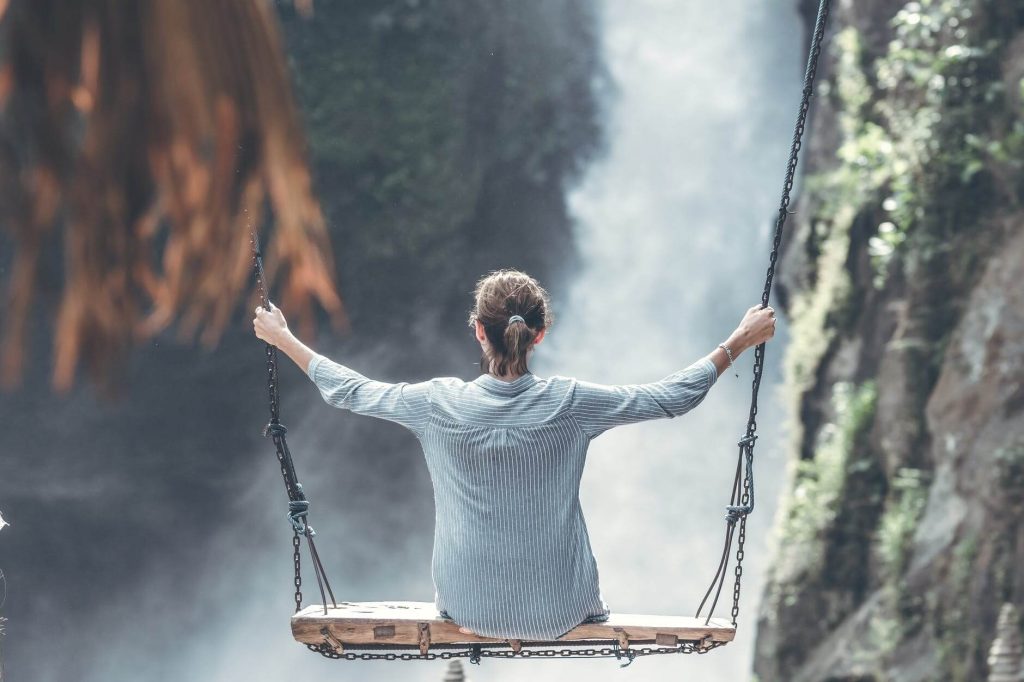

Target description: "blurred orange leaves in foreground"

left=0, top=0, right=346, bottom=392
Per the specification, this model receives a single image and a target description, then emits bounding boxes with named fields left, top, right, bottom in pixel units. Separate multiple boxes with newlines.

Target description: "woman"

left=253, top=268, right=776, bottom=642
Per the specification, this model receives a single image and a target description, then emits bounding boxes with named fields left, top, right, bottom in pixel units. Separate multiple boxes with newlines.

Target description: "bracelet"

left=718, top=343, right=739, bottom=378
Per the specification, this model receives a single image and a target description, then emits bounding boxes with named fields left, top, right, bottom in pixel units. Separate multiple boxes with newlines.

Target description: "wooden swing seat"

left=292, top=601, right=735, bottom=654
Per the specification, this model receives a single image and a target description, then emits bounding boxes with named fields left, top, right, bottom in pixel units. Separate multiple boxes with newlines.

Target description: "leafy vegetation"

left=778, top=381, right=877, bottom=579
left=875, top=467, right=928, bottom=582
left=784, top=205, right=855, bottom=399
left=807, top=0, right=1015, bottom=289
left=934, top=532, right=980, bottom=680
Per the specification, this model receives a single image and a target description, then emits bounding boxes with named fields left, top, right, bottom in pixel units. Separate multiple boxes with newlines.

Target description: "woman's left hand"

left=253, top=302, right=290, bottom=347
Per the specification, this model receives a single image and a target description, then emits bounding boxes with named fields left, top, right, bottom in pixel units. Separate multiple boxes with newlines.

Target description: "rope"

left=695, top=0, right=833, bottom=628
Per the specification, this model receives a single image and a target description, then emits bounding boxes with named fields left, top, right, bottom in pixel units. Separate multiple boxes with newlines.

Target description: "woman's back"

left=254, top=269, right=776, bottom=641
left=425, top=373, right=601, bottom=641
left=306, top=355, right=717, bottom=640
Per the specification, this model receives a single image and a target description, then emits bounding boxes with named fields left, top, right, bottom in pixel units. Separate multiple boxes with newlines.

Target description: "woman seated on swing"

left=252, top=268, right=776, bottom=642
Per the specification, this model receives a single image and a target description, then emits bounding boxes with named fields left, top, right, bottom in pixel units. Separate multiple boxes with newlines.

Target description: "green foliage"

left=866, top=466, right=929, bottom=664
left=807, top=27, right=880, bottom=217
left=875, top=467, right=928, bottom=582
left=779, top=381, right=878, bottom=578
left=935, top=532, right=980, bottom=681
left=807, top=0, right=1012, bottom=290
left=784, top=205, right=855, bottom=398
left=965, top=114, right=1024, bottom=194
left=874, top=0, right=1002, bottom=247
left=867, top=606, right=902, bottom=667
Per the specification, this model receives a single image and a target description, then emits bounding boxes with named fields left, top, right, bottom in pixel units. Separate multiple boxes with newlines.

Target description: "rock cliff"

left=754, top=1, right=1024, bottom=680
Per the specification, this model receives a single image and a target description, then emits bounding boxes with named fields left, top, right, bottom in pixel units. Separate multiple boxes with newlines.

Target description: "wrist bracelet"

left=718, top=343, right=739, bottom=378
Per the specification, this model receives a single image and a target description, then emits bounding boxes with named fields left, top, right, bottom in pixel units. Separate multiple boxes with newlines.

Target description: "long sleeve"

left=569, top=357, right=718, bottom=439
left=306, top=354, right=432, bottom=439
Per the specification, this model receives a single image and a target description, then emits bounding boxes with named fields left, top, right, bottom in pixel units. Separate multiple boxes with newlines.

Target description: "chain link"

left=307, top=639, right=726, bottom=663
left=292, top=531, right=303, bottom=612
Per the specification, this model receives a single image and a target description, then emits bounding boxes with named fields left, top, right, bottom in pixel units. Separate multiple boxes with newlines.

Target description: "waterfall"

left=520, top=2, right=803, bottom=680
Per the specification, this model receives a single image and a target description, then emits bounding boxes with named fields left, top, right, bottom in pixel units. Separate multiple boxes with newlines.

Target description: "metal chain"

left=292, top=531, right=303, bottom=612
left=698, top=0, right=833, bottom=629
left=734, top=0, right=833, bottom=618
left=253, top=231, right=301, bottom=608
left=250, top=230, right=337, bottom=613
left=308, top=639, right=726, bottom=663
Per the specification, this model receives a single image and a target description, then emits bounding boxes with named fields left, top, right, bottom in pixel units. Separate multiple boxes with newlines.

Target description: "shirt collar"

left=472, top=372, right=539, bottom=396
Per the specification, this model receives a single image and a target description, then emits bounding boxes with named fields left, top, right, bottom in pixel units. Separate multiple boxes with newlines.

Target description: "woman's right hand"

left=253, top=302, right=291, bottom=348
left=728, top=304, right=777, bottom=352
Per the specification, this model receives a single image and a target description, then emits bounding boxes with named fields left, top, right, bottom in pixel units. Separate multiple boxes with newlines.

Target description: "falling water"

left=523, top=1, right=803, bottom=680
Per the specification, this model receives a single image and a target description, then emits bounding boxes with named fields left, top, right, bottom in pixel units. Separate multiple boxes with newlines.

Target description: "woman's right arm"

left=253, top=303, right=431, bottom=438
left=570, top=304, right=776, bottom=439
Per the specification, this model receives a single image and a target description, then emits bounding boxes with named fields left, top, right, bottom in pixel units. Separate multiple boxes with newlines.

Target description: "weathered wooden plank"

left=291, top=601, right=735, bottom=649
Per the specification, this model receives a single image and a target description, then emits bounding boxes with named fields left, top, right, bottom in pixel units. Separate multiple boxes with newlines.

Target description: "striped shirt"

left=306, top=354, right=719, bottom=641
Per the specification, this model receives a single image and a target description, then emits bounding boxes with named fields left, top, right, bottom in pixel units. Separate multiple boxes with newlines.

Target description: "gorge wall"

left=754, top=1, right=1024, bottom=680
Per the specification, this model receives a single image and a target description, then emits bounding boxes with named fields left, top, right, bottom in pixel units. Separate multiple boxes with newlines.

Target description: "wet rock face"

left=754, top=0, right=1024, bottom=680
left=926, top=222, right=1024, bottom=533
left=919, top=220, right=1024, bottom=575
